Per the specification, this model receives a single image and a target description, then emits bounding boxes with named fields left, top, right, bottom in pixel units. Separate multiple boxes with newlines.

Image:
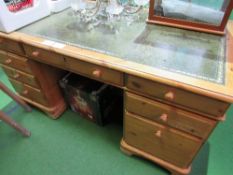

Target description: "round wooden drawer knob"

left=159, top=114, right=168, bottom=122
left=22, top=90, right=28, bottom=95
left=164, top=91, right=175, bottom=101
left=13, top=73, right=20, bottom=79
left=92, top=69, right=101, bottom=78
left=32, top=51, right=40, bottom=57
left=155, top=130, right=162, bottom=138
left=5, top=59, right=12, bottom=64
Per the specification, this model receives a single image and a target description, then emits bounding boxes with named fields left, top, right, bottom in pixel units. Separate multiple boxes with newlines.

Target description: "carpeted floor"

left=0, top=67, right=15, bottom=109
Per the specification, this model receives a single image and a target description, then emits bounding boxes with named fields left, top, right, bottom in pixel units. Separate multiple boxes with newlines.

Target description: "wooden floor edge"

left=120, top=139, right=191, bottom=175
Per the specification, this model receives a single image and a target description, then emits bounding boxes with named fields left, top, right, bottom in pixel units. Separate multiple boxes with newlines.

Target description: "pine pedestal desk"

left=0, top=10, right=233, bottom=175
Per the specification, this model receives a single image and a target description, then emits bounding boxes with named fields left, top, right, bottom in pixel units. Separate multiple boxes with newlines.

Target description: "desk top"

left=1, top=9, right=233, bottom=102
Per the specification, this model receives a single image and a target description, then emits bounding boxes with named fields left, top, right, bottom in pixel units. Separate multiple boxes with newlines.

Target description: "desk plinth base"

left=120, top=139, right=191, bottom=175
left=19, top=95, right=67, bottom=119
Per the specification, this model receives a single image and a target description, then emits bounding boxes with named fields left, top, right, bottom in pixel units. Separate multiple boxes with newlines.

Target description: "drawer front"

left=0, top=50, right=7, bottom=61
left=23, top=44, right=65, bottom=68
left=0, top=52, right=32, bottom=73
left=126, top=75, right=229, bottom=118
left=2, top=65, right=40, bottom=88
left=124, top=112, right=202, bottom=168
left=9, top=78, right=48, bottom=106
left=66, top=57, right=124, bottom=87
left=0, top=37, right=25, bottom=55
left=125, top=92, right=216, bottom=139
left=23, top=44, right=124, bottom=87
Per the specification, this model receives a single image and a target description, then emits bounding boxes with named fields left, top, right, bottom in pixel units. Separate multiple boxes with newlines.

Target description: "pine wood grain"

left=23, top=44, right=66, bottom=69
left=1, top=65, right=40, bottom=88
left=126, top=75, right=230, bottom=118
left=124, top=111, right=202, bottom=168
left=9, top=78, right=48, bottom=106
left=0, top=52, right=32, bottom=73
left=125, top=92, right=217, bottom=139
left=66, top=56, right=124, bottom=87
left=0, top=36, right=25, bottom=56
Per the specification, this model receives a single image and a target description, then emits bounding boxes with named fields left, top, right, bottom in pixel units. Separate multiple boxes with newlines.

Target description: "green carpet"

left=0, top=67, right=15, bottom=109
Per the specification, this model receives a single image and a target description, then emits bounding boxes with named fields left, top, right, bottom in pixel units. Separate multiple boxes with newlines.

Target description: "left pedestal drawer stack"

left=0, top=40, right=66, bottom=119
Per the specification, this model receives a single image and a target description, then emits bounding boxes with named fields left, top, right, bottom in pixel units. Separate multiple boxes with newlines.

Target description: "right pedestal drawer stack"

left=121, top=75, right=230, bottom=175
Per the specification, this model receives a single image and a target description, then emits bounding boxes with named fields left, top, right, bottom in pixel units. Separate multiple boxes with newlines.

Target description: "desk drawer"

left=124, top=112, right=202, bottom=168
left=126, top=75, right=229, bottom=118
left=9, top=78, right=48, bottom=106
left=125, top=92, right=216, bottom=139
left=0, top=50, right=7, bottom=61
left=0, top=37, right=25, bottom=55
left=23, top=44, right=65, bottom=68
left=2, top=65, right=40, bottom=88
left=66, top=57, right=124, bottom=87
left=0, top=53, right=32, bottom=74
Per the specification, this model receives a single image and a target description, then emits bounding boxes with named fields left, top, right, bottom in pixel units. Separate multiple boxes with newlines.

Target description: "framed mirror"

left=148, top=0, right=233, bottom=35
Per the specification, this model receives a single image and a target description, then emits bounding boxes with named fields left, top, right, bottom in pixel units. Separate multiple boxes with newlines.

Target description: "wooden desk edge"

left=1, top=23, right=233, bottom=103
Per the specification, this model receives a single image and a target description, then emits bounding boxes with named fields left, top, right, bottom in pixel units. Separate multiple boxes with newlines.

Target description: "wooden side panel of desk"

left=27, top=60, right=67, bottom=118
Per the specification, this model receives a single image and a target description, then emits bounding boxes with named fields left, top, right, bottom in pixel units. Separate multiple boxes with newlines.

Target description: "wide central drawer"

left=9, top=78, right=48, bottom=106
left=0, top=52, right=32, bottom=74
left=125, top=92, right=216, bottom=139
left=2, top=65, right=40, bottom=88
left=126, top=75, right=229, bottom=118
left=124, top=112, right=202, bottom=168
left=66, top=57, right=124, bottom=87
left=23, top=44, right=124, bottom=87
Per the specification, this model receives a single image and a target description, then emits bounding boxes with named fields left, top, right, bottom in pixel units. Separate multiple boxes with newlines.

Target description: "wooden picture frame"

left=148, top=0, right=233, bottom=35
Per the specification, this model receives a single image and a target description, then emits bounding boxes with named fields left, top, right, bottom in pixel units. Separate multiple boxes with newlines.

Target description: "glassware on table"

left=69, top=0, right=149, bottom=32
